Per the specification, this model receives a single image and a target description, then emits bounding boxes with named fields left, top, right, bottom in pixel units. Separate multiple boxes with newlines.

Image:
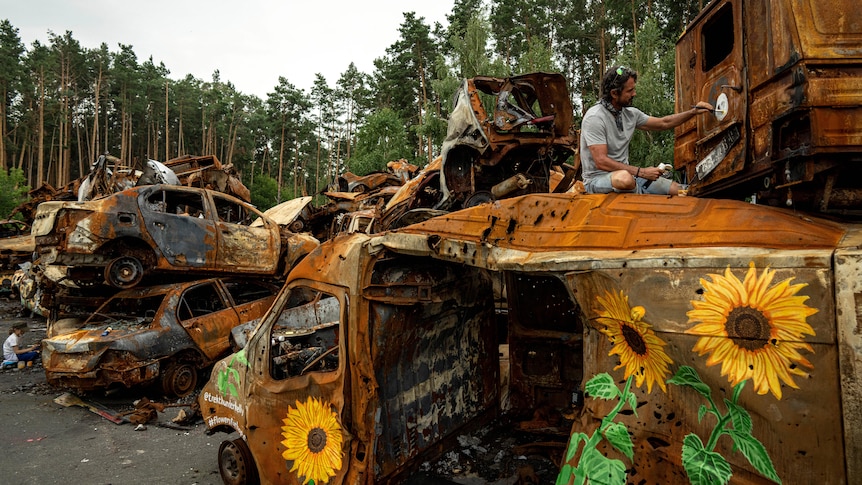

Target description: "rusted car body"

left=162, top=154, right=251, bottom=202
left=42, top=277, right=278, bottom=397
left=11, top=153, right=250, bottom=224
left=333, top=170, right=406, bottom=194
left=0, top=220, right=33, bottom=272
left=674, top=0, right=862, bottom=214
left=31, top=184, right=317, bottom=288
left=199, top=191, right=862, bottom=484
left=380, top=73, right=577, bottom=230
left=440, top=73, right=577, bottom=204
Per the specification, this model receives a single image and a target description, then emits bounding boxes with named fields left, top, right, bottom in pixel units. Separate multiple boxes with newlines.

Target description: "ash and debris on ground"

left=416, top=419, right=564, bottom=484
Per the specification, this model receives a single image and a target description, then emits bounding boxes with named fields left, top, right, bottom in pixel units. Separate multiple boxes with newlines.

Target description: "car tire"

left=160, top=360, right=198, bottom=398
left=104, top=256, right=144, bottom=288
left=218, top=438, right=259, bottom=485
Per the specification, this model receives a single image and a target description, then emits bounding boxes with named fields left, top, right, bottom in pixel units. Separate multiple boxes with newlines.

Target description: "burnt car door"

left=176, top=281, right=241, bottom=360
left=220, top=279, right=277, bottom=326
left=210, top=193, right=279, bottom=273
left=139, top=187, right=218, bottom=268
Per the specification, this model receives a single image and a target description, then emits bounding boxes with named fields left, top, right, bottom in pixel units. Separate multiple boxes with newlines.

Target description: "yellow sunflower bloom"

left=281, top=396, right=344, bottom=485
left=686, top=263, right=817, bottom=399
left=596, top=290, right=673, bottom=393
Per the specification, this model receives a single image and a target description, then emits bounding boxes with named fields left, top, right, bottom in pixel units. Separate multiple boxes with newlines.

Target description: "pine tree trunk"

left=76, top=120, right=84, bottom=177
left=314, top=139, right=320, bottom=202
left=0, top=88, right=6, bottom=170
left=164, top=80, right=169, bottom=161
left=90, top=65, right=101, bottom=163
left=37, top=70, right=45, bottom=186
left=416, top=52, right=426, bottom=159
left=120, top=98, right=127, bottom=163
left=277, top=118, right=285, bottom=203
left=293, top=137, right=299, bottom=197
left=178, top=109, right=184, bottom=156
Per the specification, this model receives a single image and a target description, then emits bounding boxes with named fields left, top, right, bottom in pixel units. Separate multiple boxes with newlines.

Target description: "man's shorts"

left=585, top=172, right=674, bottom=195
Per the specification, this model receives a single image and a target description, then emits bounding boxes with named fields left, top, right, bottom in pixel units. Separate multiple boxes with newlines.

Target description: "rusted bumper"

left=43, top=345, right=161, bottom=391
left=44, top=359, right=160, bottom=391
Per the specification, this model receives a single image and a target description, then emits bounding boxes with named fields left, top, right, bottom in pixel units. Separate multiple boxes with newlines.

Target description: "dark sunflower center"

left=307, top=427, right=327, bottom=453
left=622, top=324, right=647, bottom=356
left=725, top=306, right=770, bottom=350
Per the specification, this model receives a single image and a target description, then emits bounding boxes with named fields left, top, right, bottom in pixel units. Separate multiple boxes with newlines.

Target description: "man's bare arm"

left=588, top=144, right=639, bottom=175
left=640, top=101, right=714, bottom=131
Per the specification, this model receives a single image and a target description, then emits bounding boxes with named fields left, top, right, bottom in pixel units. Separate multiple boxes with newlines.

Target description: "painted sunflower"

left=281, top=396, right=344, bottom=485
left=596, top=289, right=673, bottom=393
left=686, top=263, right=817, bottom=399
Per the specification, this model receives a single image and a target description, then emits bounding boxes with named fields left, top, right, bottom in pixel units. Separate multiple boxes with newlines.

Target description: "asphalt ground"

left=0, top=303, right=229, bottom=485
left=0, top=298, right=556, bottom=485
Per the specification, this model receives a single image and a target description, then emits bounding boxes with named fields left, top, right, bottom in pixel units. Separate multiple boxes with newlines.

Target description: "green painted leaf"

left=698, top=404, right=708, bottom=423
left=564, top=432, right=589, bottom=462
left=236, top=349, right=248, bottom=366
left=731, top=381, right=745, bottom=403
left=585, top=373, right=620, bottom=400
left=216, top=369, right=228, bottom=393
left=682, top=433, right=705, bottom=455
left=573, top=466, right=587, bottom=485
left=668, top=366, right=711, bottom=400
left=556, top=464, right=574, bottom=485
left=580, top=448, right=627, bottom=485
left=604, top=422, right=634, bottom=460
left=727, top=430, right=782, bottom=484
left=682, top=434, right=733, bottom=485
left=725, top=400, right=752, bottom=435
left=555, top=463, right=587, bottom=485
left=626, top=391, right=638, bottom=416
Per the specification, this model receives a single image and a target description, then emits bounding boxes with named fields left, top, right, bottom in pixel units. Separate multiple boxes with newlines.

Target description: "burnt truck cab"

left=31, top=184, right=317, bottom=288
left=202, top=192, right=862, bottom=484
left=674, top=0, right=862, bottom=214
left=200, top=232, right=499, bottom=484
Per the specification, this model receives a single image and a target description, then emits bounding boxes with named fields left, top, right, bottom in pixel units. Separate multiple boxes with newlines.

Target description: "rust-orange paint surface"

left=399, top=193, right=847, bottom=250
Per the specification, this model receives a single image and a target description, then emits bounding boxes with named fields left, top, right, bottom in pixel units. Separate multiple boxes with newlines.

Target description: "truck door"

left=675, top=0, right=747, bottom=191
left=364, top=257, right=499, bottom=482
left=242, top=283, right=349, bottom=485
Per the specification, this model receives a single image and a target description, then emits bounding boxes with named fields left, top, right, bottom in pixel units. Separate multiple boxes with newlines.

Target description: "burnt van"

left=199, top=192, right=862, bottom=484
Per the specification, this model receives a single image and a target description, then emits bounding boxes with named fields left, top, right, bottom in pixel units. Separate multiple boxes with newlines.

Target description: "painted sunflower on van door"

left=595, top=289, right=673, bottom=393
left=685, top=262, right=817, bottom=399
left=557, top=290, right=673, bottom=485
left=664, top=262, right=815, bottom=484
left=281, top=396, right=343, bottom=485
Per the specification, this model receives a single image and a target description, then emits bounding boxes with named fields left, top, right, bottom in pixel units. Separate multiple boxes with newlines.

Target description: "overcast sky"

left=2, top=0, right=457, bottom=98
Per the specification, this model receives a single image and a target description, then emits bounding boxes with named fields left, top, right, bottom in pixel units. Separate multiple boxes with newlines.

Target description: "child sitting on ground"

left=3, top=322, right=40, bottom=366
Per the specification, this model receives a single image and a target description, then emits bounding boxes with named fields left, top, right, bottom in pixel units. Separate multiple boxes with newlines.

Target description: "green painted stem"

left=589, top=375, right=634, bottom=448
left=705, top=411, right=731, bottom=451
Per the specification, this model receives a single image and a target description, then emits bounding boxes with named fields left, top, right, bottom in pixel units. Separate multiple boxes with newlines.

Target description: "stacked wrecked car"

left=22, top=155, right=318, bottom=398
left=41, top=277, right=279, bottom=397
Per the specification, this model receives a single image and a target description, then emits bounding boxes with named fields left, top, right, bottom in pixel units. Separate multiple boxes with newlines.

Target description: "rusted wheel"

left=104, top=256, right=144, bottom=288
left=160, top=361, right=198, bottom=398
left=218, top=438, right=259, bottom=485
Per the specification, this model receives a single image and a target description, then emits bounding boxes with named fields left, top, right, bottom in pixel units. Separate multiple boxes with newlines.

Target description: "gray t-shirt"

left=580, top=103, right=649, bottom=183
